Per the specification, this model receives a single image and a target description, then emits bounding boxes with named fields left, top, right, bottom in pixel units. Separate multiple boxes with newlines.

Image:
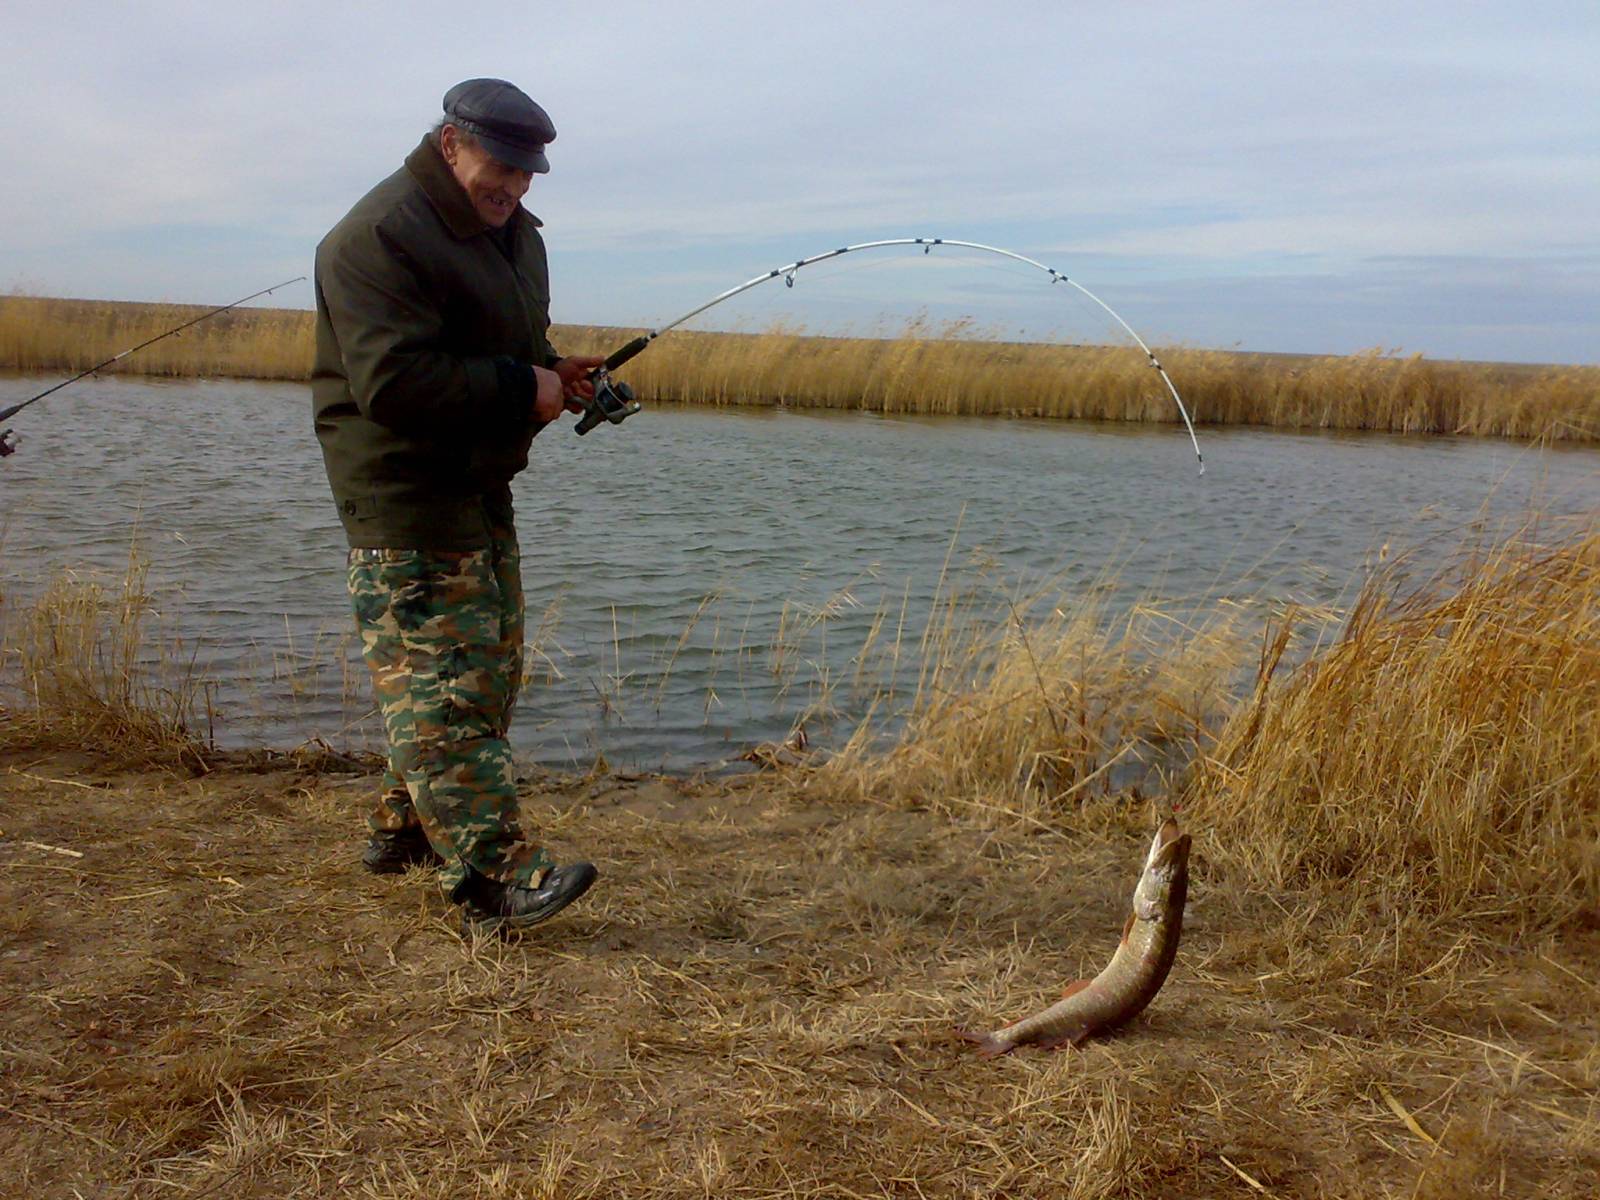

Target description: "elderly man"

left=312, top=79, right=602, bottom=934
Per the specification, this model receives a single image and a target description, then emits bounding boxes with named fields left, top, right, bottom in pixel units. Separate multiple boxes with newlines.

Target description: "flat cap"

left=443, top=78, right=556, bottom=174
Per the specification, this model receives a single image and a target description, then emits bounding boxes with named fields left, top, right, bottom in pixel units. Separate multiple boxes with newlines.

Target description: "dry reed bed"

left=557, top=322, right=1600, bottom=441
left=806, top=520, right=1599, bottom=940
left=807, top=571, right=1264, bottom=826
left=3, top=294, right=1596, bottom=439
left=0, top=295, right=313, bottom=382
left=1186, top=525, right=1600, bottom=926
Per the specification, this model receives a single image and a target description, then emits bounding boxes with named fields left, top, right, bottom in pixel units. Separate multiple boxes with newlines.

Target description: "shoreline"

left=3, top=293, right=1596, bottom=441
left=3, top=729, right=1596, bottom=1196
left=3, top=515, right=1596, bottom=1194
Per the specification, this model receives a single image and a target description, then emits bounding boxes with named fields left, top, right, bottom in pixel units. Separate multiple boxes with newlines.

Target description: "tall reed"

left=809, top=560, right=1264, bottom=826
left=1, top=548, right=209, bottom=769
left=800, top=512, right=1599, bottom=932
left=554, top=322, right=1600, bottom=441
left=0, top=295, right=312, bottom=382
left=3, top=295, right=1595, bottom=440
left=1184, top=521, right=1600, bottom=925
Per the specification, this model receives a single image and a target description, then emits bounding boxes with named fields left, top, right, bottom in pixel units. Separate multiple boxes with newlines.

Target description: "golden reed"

left=1185, top=522, right=1600, bottom=925
left=2, top=294, right=1595, bottom=440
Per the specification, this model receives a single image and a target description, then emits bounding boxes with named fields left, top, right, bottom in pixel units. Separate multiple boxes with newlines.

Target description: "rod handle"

left=602, top=336, right=651, bottom=373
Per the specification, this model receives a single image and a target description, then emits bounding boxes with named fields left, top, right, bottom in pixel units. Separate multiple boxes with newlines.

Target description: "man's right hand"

left=532, top=365, right=566, bottom=424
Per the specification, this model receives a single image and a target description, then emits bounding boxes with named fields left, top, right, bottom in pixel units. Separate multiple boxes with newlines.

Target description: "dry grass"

left=3, top=518, right=1598, bottom=1195
left=0, top=295, right=312, bottom=382
left=4, top=294, right=1596, bottom=439
left=555, top=320, right=1600, bottom=441
left=0, top=546, right=211, bottom=771
left=805, top=557, right=1269, bottom=827
left=1185, top=520, right=1600, bottom=929
left=2, top=741, right=1595, bottom=1197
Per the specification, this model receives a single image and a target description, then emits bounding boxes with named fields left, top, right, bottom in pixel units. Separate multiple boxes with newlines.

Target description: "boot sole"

left=460, top=864, right=598, bottom=936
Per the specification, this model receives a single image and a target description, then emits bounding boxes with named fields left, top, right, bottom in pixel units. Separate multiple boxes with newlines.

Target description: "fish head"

left=1133, top=818, right=1192, bottom=921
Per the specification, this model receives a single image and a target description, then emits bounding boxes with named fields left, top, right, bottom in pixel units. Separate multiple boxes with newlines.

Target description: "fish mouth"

left=1145, top=818, right=1191, bottom=872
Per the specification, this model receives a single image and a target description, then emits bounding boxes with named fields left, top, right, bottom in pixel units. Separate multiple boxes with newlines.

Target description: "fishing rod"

left=577, top=238, right=1204, bottom=475
left=0, top=276, right=306, bottom=458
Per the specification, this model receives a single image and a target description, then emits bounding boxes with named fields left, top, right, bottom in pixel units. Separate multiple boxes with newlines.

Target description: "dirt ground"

left=2, top=741, right=1596, bottom=1199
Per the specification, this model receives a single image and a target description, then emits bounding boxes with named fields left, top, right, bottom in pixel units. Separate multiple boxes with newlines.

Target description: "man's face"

left=441, top=125, right=532, bottom=228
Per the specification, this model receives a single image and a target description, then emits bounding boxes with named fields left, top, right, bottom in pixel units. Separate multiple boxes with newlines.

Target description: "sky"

left=2, top=1, right=1596, bottom=363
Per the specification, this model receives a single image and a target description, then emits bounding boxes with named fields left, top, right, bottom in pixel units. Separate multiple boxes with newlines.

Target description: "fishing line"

left=594, top=239, right=1204, bottom=475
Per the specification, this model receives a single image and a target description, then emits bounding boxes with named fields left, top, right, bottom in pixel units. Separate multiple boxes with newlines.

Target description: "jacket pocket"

left=338, top=494, right=379, bottom=522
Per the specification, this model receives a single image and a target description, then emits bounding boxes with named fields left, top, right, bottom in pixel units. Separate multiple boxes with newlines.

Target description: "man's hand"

left=554, top=355, right=607, bottom=412
left=532, top=365, right=567, bottom=424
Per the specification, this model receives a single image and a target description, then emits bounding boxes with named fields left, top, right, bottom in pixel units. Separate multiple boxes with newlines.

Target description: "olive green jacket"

left=312, top=136, right=560, bottom=548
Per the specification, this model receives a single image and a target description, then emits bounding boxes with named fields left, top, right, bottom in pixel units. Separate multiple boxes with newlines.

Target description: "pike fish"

left=961, top=818, right=1191, bottom=1057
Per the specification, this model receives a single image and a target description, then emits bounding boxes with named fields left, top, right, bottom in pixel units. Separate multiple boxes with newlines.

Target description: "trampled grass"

left=3, top=294, right=1597, bottom=440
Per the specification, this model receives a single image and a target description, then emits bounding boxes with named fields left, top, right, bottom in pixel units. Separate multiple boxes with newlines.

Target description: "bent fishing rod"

left=576, top=238, right=1204, bottom=476
left=0, top=276, right=305, bottom=459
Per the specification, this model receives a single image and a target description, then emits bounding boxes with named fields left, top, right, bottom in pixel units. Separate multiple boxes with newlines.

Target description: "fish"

left=960, top=817, right=1191, bottom=1057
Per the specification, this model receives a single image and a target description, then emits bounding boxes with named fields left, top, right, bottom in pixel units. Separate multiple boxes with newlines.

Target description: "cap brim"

left=478, top=133, right=550, bottom=175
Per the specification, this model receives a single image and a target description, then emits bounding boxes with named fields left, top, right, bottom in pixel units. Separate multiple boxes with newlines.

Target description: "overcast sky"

left=3, top=1, right=1596, bottom=363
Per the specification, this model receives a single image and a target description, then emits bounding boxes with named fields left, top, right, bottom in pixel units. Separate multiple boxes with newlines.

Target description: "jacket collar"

left=404, top=135, right=542, bottom=239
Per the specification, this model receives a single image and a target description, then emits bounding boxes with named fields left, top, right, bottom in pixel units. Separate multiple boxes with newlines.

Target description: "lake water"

left=2, top=375, right=1596, bottom=770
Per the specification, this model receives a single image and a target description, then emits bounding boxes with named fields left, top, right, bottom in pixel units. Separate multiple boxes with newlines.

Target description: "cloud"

left=2, top=0, right=1596, bottom=362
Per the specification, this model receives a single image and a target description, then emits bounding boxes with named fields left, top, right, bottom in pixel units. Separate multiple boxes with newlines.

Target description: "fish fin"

left=1120, top=912, right=1136, bottom=945
left=955, top=1028, right=1014, bottom=1058
left=1060, top=979, right=1093, bottom=999
left=1033, top=1024, right=1092, bottom=1051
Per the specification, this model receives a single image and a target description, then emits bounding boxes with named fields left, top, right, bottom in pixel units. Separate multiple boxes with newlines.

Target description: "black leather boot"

left=454, top=861, right=598, bottom=934
left=362, top=827, right=445, bottom=875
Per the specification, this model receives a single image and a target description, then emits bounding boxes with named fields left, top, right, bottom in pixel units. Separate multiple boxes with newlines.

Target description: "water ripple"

left=3, top=374, right=1597, bottom=770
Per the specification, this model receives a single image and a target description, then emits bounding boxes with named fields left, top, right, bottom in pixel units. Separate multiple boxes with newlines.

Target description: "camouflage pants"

left=348, top=531, right=551, bottom=896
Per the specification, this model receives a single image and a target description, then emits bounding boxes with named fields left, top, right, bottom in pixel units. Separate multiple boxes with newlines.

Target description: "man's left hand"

left=554, top=356, right=607, bottom=412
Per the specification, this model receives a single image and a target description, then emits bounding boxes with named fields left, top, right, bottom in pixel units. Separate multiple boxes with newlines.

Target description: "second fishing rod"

left=0, top=277, right=306, bottom=461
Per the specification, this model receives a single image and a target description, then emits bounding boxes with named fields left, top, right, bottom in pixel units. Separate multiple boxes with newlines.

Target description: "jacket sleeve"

left=316, top=222, right=521, bottom=437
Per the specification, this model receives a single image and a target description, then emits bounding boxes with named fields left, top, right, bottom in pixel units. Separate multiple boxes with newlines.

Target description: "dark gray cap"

left=442, top=78, right=556, bottom=175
